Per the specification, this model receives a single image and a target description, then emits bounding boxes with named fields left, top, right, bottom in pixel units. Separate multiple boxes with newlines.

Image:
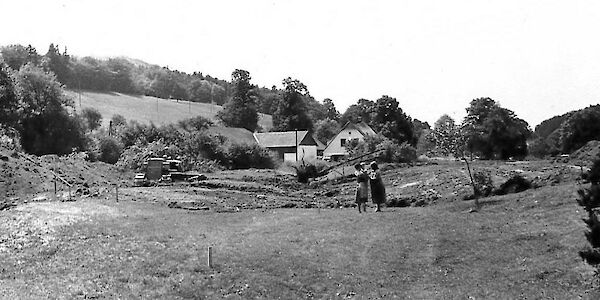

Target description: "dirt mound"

left=570, top=140, right=600, bottom=165
left=0, top=145, right=131, bottom=206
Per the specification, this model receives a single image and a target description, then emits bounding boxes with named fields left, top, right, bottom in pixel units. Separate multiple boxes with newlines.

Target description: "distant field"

left=65, top=90, right=273, bottom=130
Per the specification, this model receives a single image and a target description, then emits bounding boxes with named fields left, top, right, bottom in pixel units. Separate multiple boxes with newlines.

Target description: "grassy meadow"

left=64, top=90, right=273, bottom=130
left=0, top=181, right=597, bottom=299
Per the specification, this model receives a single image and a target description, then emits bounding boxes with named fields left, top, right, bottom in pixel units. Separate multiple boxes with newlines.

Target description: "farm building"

left=323, top=122, right=377, bottom=161
left=253, top=131, right=320, bottom=162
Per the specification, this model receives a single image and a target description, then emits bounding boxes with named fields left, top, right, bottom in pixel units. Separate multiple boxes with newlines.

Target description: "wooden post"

left=54, top=175, right=57, bottom=200
left=463, top=157, right=480, bottom=211
left=68, top=185, right=72, bottom=201
left=116, top=184, right=119, bottom=202
left=207, top=246, right=213, bottom=268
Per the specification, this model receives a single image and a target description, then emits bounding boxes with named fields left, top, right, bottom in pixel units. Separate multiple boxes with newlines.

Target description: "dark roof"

left=253, top=131, right=317, bottom=148
left=206, top=126, right=257, bottom=144
left=313, top=134, right=326, bottom=150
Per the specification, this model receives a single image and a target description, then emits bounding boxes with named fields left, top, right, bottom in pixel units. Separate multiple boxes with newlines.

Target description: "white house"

left=323, top=122, right=376, bottom=160
left=254, top=131, right=319, bottom=163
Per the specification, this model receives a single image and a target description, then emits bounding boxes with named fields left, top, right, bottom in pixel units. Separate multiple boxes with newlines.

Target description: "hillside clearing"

left=64, top=90, right=273, bottom=130
left=0, top=160, right=598, bottom=298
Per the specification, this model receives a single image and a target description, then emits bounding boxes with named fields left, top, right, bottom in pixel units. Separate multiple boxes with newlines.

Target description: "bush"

left=227, top=143, right=275, bottom=169
left=81, top=107, right=102, bottom=132
left=20, top=109, right=87, bottom=155
left=97, top=136, right=124, bottom=164
left=473, top=171, right=494, bottom=197
left=577, top=155, right=600, bottom=264
left=178, top=116, right=213, bottom=132
left=111, top=114, right=127, bottom=127
left=292, top=160, right=329, bottom=183
left=0, top=125, right=21, bottom=151
left=493, top=174, right=532, bottom=195
left=528, top=137, right=560, bottom=158
left=380, top=141, right=417, bottom=163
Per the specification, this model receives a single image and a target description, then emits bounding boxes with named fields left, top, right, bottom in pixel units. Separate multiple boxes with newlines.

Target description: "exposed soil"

left=1, top=142, right=587, bottom=212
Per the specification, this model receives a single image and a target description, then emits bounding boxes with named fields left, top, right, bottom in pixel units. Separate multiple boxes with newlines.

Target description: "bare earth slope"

left=1, top=157, right=598, bottom=298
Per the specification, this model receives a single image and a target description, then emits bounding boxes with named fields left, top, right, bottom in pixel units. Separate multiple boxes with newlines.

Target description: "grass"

left=65, top=90, right=273, bottom=130
left=0, top=180, right=597, bottom=298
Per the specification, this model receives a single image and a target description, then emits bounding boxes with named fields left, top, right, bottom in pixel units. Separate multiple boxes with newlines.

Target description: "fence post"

left=116, top=184, right=119, bottom=202
left=207, top=246, right=213, bottom=268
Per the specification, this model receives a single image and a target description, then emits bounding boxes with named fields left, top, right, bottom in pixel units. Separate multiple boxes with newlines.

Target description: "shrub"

left=292, top=160, right=329, bottom=183
left=577, top=155, right=600, bottom=264
left=379, top=141, right=417, bottom=163
left=97, top=136, right=124, bottom=164
left=473, top=171, right=494, bottom=197
left=0, top=125, right=21, bottom=151
left=177, top=116, right=213, bottom=132
left=528, top=137, right=561, bottom=158
left=493, top=174, right=532, bottom=195
left=227, top=143, right=275, bottom=169
left=20, top=109, right=87, bottom=155
left=81, top=107, right=102, bottom=132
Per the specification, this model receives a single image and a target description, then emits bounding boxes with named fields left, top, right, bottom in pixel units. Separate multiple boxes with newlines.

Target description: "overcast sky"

left=2, top=0, right=600, bottom=127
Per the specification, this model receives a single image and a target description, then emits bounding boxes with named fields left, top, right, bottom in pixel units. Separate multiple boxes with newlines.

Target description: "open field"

left=64, top=90, right=273, bottom=130
left=1, top=158, right=599, bottom=298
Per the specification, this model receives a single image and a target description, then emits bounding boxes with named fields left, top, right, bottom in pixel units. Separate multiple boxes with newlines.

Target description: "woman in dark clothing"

left=354, top=163, right=369, bottom=213
left=368, top=161, right=386, bottom=212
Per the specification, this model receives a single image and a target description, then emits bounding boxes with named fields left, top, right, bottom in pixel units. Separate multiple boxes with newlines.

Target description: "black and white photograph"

left=2, top=0, right=600, bottom=298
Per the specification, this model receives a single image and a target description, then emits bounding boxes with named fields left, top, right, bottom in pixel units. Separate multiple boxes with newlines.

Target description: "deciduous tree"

left=323, top=98, right=340, bottom=121
left=314, top=118, right=341, bottom=144
left=272, top=77, right=313, bottom=131
left=216, top=69, right=259, bottom=131
left=462, top=97, right=530, bottom=159
left=81, top=107, right=103, bottom=132
left=371, top=95, right=415, bottom=145
left=340, top=98, right=375, bottom=125
left=432, top=114, right=459, bottom=156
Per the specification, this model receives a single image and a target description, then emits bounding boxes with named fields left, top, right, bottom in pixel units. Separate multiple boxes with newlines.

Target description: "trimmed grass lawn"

left=0, top=183, right=597, bottom=298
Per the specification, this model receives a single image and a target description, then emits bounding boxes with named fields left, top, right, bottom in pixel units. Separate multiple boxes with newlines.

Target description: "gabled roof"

left=325, top=121, right=377, bottom=147
left=343, top=121, right=377, bottom=137
left=253, top=131, right=317, bottom=148
left=206, top=126, right=256, bottom=144
left=313, top=134, right=326, bottom=150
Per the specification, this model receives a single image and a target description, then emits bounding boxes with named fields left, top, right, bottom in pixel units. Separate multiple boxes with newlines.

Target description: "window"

left=341, top=138, right=346, bottom=146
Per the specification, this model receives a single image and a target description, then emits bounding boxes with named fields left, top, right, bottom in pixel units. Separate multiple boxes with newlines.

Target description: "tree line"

left=3, top=42, right=600, bottom=163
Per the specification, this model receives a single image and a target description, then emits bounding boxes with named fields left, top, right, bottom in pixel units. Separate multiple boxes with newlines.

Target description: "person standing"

left=354, top=163, right=369, bottom=213
left=368, top=161, right=386, bottom=212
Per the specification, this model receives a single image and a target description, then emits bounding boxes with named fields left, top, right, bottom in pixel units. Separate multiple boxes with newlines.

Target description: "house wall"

left=323, top=128, right=365, bottom=157
left=270, top=146, right=317, bottom=163
left=297, top=145, right=317, bottom=162
left=269, top=147, right=296, bottom=161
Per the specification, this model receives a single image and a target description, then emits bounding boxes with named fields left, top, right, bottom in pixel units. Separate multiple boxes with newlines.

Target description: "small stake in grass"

left=115, top=184, right=119, bottom=202
left=207, top=246, right=213, bottom=268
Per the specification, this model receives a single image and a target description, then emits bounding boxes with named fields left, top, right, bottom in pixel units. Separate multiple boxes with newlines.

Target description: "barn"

left=253, top=131, right=319, bottom=163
